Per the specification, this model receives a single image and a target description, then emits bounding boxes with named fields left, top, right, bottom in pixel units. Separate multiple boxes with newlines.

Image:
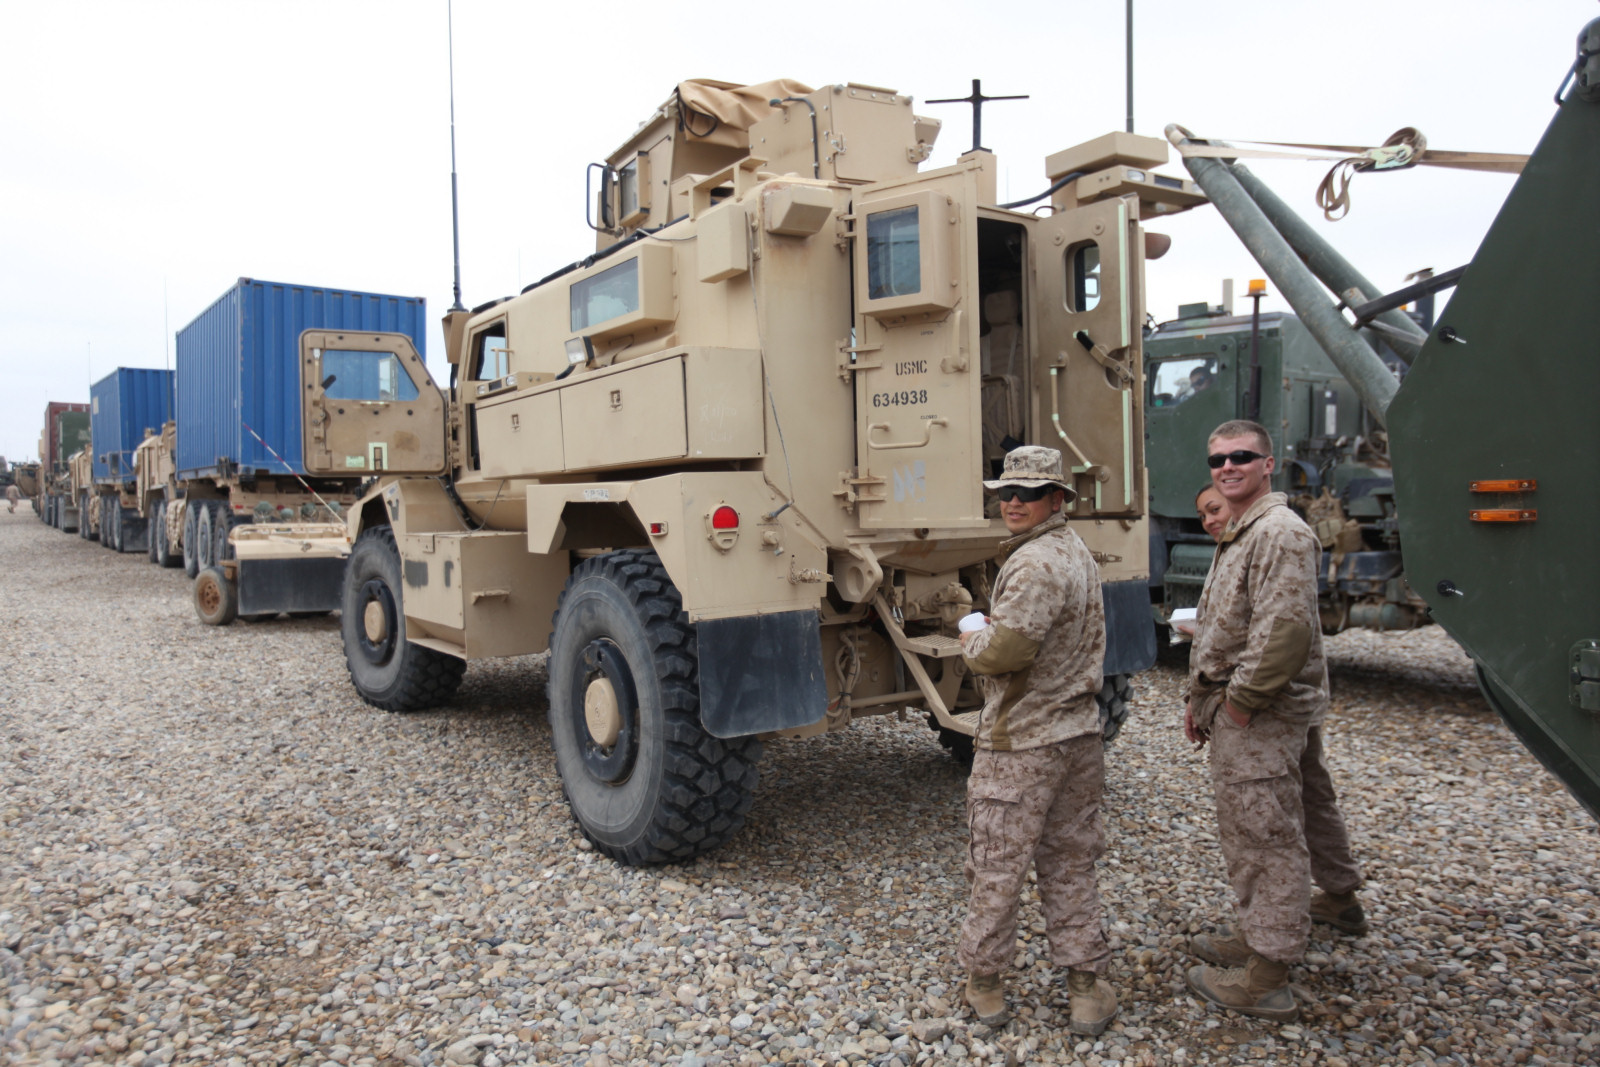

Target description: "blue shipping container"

left=174, top=278, right=427, bottom=480
left=91, top=368, right=175, bottom=483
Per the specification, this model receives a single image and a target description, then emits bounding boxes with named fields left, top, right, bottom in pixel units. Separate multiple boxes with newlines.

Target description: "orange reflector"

left=1247, top=278, right=1267, bottom=295
left=1469, top=479, right=1537, bottom=493
left=711, top=505, right=739, bottom=530
left=1470, top=509, right=1537, bottom=523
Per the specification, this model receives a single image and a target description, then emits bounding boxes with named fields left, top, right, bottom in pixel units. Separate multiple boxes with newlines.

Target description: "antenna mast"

left=447, top=0, right=465, bottom=312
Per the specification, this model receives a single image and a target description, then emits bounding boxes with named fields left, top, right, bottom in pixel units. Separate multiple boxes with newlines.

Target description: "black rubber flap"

left=697, top=610, right=828, bottom=739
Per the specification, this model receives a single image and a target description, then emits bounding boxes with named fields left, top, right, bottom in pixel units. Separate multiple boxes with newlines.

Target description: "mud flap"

left=1103, top=577, right=1157, bottom=677
left=697, top=610, right=828, bottom=738
left=238, top=557, right=348, bottom=616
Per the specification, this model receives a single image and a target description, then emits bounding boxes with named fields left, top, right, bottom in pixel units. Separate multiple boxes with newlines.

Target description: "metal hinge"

left=1570, top=640, right=1600, bottom=712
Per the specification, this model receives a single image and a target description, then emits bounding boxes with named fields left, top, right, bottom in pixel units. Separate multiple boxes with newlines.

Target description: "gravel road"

left=3, top=507, right=1597, bottom=1067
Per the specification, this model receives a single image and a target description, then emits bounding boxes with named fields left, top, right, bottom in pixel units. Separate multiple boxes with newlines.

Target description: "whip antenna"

left=447, top=0, right=465, bottom=311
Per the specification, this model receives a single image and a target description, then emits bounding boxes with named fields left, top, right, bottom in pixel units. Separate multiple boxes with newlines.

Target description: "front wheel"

left=340, top=525, right=465, bottom=711
left=546, top=549, right=763, bottom=866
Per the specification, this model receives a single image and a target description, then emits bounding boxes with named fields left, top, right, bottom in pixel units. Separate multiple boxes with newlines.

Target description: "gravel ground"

left=3, top=507, right=1597, bottom=1067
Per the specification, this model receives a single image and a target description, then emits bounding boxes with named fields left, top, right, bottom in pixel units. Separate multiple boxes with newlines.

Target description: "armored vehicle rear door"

left=850, top=168, right=986, bottom=530
left=1029, top=198, right=1144, bottom=515
left=300, top=331, right=447, bottom=476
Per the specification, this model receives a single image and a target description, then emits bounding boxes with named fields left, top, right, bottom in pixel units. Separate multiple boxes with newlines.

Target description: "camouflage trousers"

left=958, top=734, right=1111, bottom=975
left=1210, top=712, right=1361, bottom=963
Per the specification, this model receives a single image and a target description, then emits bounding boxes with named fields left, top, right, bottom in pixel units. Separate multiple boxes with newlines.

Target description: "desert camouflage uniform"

left=958, top=511, right=1110, bottom=975
left=1189, top=492, right=1361, bottom=964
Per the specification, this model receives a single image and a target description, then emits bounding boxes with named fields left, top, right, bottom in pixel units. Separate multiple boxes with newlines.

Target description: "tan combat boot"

left=1186, top=954, right=1298, bottom=1022
left=1310, top=890, right=1369, bottom=935
left=963, top=971, right=1009, bottom=1026
left=1189, top=929, right=1252, bottom=968
left=1066, top=969, right=1119, bottom=1036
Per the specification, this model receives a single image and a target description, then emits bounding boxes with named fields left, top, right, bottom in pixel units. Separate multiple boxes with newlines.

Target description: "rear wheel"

left=1098, top=673, right=1134, bottom=743
left=547, top=549, right=763, bottom=865
left=182, top=502, right=200, bottom=577
left=214, top=511, right=249, bottom=563
left=341, top=525, right=465, bottom=711
left=78, top=493, right=93, bottom=540
left=194, top=566, right=237, bottom=626
left=195, top=503, right=216, bottom=570
left=155, top=501, right=181, bottom=567
left=109, top=501, right=123, bottom=552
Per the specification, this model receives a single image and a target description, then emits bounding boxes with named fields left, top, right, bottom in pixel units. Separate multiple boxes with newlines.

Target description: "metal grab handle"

left=867, top=417, right=947, bottom=450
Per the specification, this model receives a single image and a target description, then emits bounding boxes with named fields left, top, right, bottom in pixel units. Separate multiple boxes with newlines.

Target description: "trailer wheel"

left=195, top=503, right=216, bottom=570
left=546, top=549, right=763, bottom=866
left=78, top=493, right=93, bottom=540
left=156, top=502, right=179, bottom=567
left=194, top=566, right=238, bottom=626
left=1098, top=673, right=1134, bottom=743
left=182, top=502, right=199, bottom=577
left=215, top=512, right=250, bottom=563
left=341, top=525, right=465, bottom=711
left=147, top=504, right=160, bottom=563
left=108, top=500, right=123, bottom=552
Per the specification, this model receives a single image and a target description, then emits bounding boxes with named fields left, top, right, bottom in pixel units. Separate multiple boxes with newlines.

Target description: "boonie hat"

left=983, top=445, right=1077, bottom=501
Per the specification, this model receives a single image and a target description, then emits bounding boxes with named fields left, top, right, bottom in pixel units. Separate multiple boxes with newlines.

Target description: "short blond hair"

left=1208, top=419, right=1271, bottom=455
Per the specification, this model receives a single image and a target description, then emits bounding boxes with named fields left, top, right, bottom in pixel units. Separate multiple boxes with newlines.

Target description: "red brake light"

left=711, top=505, right=739, bottom=530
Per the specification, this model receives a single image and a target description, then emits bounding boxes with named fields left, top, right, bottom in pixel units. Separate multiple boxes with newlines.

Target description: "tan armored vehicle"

left=68, top=446, right=98, bottom=541
left=313, top=79, right=1204, bottom=864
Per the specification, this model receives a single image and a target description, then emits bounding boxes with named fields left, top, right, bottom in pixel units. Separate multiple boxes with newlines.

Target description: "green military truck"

left=1145, top=298, right=1424, bottom=633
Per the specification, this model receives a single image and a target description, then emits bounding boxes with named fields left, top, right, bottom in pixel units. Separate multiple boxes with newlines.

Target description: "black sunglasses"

left=1207, top=449, right=1268, bottom=469
left=995, top=484, right=1053, bottom=503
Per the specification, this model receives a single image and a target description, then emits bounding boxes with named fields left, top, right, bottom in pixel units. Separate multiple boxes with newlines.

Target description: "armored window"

left=469, top=322, right=510, bottom=380
left=321, top=349, right=421, bottom=403
left=570, top=258, right=641, bottom=331
left=1149, top=355, right=1218, bottom=407
left=866, top=206, right=922, bottom=299
left=1066, top=241, right=1101, bottom=312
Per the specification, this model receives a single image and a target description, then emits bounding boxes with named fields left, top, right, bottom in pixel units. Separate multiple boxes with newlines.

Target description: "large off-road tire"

left=341, top=525, right=465, bottom=711
left=195, top=503, right=217, bottom=570
left=182, top=502, right=200, bottom=577
left=194, top=566, right=238, bottom=626
left=930, top=718, right=976, bottom=770
left=215, top=511, right=249, bottom=563
left=78, top=493, right=94, bottom=540
left=546, top=549, right=763, bottom=866
left=156, top=502, right=181, bottom=568
left=147, top=504, right=161, bottom=563
left=1098, top=673, right=1134, bottom=743
left=107, top=501, right=123, bottom=552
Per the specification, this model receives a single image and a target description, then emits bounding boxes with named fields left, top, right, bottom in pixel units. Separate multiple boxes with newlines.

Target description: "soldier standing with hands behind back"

left=955, top=446, right=1118, bottom=1036
left=1183, top=420, right=1364, bottom=1023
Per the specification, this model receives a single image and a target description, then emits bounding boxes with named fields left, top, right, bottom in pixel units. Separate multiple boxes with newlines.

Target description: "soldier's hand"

left=1223, top=700, right=1251, bottom=729
left=1184, top=702, right=1208, bottom=749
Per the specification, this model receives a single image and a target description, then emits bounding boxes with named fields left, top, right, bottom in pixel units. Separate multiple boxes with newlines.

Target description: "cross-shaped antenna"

left=926, top=79, right=1029, bottom=155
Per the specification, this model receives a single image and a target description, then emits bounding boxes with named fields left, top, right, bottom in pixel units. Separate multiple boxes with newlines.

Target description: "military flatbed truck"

left=313, top=78, right=1208, bottom=864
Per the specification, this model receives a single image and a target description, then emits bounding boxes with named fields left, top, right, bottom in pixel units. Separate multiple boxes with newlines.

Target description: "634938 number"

left=871, top=389, right=929, bottom=408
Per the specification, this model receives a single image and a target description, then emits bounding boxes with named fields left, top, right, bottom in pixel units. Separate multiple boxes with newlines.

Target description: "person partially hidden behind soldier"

left=956, top=445, right=1118, bottom=1036
left=1184, top=419, right=1366, bottom=1022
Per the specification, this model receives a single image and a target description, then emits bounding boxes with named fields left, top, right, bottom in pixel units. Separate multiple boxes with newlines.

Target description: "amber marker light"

left=1247, top=278, right=1267, bottom=295
left=1470, top=509, right=1537, bottom=523
left=1469, top=479, right=1537, bottom=493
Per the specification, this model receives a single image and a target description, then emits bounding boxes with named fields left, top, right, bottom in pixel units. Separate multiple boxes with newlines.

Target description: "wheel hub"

left=571, top=639, right=639, bottom=784
left=584, top=676, right=622, bottom=747
left=364, top=600, right=389, bottom=643
left=197, top=578, right=219, bottom=614
left=356, top=578, right=398, bottom=666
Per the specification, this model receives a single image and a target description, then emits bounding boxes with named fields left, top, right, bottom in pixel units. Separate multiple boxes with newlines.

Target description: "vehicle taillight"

left=711, top=505, right=739, bottom=530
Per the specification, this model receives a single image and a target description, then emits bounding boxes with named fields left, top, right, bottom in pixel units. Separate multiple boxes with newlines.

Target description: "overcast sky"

left=0, top=0, right=1586, bottom=463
